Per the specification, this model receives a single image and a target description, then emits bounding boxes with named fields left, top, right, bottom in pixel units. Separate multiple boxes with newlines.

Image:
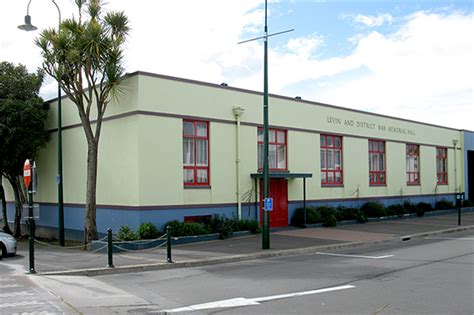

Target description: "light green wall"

left=6, top=73, right=463, bottom=207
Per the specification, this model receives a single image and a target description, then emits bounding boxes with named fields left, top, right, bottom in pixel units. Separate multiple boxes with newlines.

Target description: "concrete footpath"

left=6, top=211, right=474, bottom=276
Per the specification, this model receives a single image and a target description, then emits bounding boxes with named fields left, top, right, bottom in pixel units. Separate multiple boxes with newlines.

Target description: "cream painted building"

left=4, top=71, right=469, bottom=238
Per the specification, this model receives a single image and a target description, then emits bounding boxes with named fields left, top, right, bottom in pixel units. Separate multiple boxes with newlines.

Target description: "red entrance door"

left=260, top=179, right=288, bottom=228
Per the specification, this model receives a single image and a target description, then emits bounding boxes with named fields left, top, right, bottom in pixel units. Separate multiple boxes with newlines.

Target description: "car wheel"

left=0, top=242, right=6, bottom=258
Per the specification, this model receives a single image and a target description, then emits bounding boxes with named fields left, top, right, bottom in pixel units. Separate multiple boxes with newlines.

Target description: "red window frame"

left=258, top=128, right=287, bottom=171
left=406, top=144, right=420, bottom=185
left=369, top=140, right=386, bottom=185
left=436, top=147, right=448, bottom=185
left=320, top=134, right=343, bottom=186
left=183, top=120, right=210, bottom=186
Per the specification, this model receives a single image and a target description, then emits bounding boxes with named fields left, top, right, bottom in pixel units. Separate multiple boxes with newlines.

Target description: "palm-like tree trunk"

left=83, top=140, right=99, bottom=244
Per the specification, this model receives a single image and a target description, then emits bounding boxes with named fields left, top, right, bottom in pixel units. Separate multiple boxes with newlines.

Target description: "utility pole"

left=239, top=0, right=293, bottom=249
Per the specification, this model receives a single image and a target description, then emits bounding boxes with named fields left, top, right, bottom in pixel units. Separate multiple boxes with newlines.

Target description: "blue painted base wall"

left=5, top=193, right=455, bottom=241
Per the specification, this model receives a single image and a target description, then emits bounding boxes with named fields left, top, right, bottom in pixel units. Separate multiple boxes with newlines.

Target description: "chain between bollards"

left=166, top=225, right=173, bottom=263
left=107, top=228, right=114, bottom=268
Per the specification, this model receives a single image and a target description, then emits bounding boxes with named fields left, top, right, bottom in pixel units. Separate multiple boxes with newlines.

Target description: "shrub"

left=137, top=222, right=161, bottom=239
left=435, top=199, right=454, bottom=210
left=462, top=199, right=474, bottom=207
left=116, top=225, right=138, bottom=241
left=360, top=202, right=386, bottom=218
left=387, top=204, right=407, bottom=217
left=416, top=202, right=433, bottom=214
left=353, top=209, right=368, bottom=223
left=209, top=215, right=235, bottom=239
left=235, top=219, right=260, bottom=234
left=165, top=220, right=182, bottom=235
left=317, top=206, right=337, bottom=227
left=291, top=207, right=321, bottom=226
left=416, top=207, right=425, bottom=217
left=165, top=220, right=211, bottom=237
left=180, top=222, right=211, bottom=236
left=336, top=206, right=359, bottom=221
left=403, top=201, right=417, bottom=214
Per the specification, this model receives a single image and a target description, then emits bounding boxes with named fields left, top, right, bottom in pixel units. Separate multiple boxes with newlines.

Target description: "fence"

left=26, top=227, right=174, bottom=274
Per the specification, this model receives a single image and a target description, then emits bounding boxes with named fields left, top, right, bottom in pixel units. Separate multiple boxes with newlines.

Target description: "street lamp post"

left=18, top=0, right=65, bottom=246
left=238, top=0, right=293, bottom=249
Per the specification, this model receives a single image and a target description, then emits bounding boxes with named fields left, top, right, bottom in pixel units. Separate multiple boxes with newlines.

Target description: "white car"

left=0, top=231, right=17, bottom=258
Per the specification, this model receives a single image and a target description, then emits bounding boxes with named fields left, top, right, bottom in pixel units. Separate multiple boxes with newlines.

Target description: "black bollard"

left=107, top=228, right=114, bottom=268
left=166, top=225, right=173, bottom=263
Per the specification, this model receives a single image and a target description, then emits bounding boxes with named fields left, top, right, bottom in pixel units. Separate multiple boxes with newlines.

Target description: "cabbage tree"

left=36, top=0, right=129, bottom=244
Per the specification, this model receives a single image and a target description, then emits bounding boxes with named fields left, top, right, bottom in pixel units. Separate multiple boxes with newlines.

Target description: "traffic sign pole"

left=24, top=159, right=36, bottom=274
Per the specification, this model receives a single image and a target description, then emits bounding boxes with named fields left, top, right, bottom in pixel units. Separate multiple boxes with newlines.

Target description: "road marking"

left=0, top=291, right=34, bottom=298
left=0, top=283, right=22, bottom=288
left=0, top=300, right=45, bottom=308
left=316, top=252, right=394, bottom=259
left=163, top=284, right=355, bottom=313
left=426, top=237, right=474, bottom=241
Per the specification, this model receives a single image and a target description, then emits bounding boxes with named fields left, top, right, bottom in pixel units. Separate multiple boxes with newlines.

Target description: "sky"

left=1, top=0, right=473, bottom=130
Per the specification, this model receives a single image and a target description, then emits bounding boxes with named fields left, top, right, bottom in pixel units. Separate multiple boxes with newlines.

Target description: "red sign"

left=23, top=159, right=32, bottom=189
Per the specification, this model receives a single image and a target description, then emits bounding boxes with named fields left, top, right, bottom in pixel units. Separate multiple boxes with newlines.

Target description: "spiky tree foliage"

left=0, top=62, right=49, bottom=236
left=36, top=0, right=129, bottom=244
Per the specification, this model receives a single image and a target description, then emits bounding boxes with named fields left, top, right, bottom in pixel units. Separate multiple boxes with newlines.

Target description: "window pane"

left=321, top=172, right=326, bottom=183
left=277, top=144, right=286, bottom=169
left=328, top=150, right=334, bottom=169
left=380, top=174, right=385, bottom=183
left=183, top=139, right=194, bottom=165
left=196, top=122, right=207, bottom=137
left=183, top=121, right=194, bottom=136
left=320, top=149, right=326, bottom=169
left=373, top=153, right=379, bottom=171
left=335, top=172, right=342, bottom=183
left=197, top=169, right=208, bottom=183
left=379, top=154, right=385, bottom=171
left=328, top=172, right=334, bottom=183
left=269, top=144, right=277, bottom=169
left=277, top=131, right=285, bottom=144
left=369, top=155, right=373, bottom=171
left=196, top=139, right=208, bottom=166
left=269, top=130, right=276, bottom=143
left=327, top=136, right=333, bottom=147
left=380, top=142, right=385, bottom=153
left=335, top=151, right=341, bottom=169
left=258, top=128, right=263, bottom=142
left=320, top=135, right=326, bottom=147
left=258, top=144, right=263, bottom=169
left=184, top=169, right=194, bottom=183
left=335, top=137, right=341, bottom=148
left=369, top=174, right=374, bottom=183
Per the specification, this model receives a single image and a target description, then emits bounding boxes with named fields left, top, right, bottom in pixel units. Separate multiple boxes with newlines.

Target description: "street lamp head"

left=18, top=15, right=38, bottom=31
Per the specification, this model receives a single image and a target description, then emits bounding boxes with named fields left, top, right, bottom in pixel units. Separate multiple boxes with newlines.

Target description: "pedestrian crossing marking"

left=0, top=300, right=45, bottom=308
left=0, top=291, right=34, bottom=298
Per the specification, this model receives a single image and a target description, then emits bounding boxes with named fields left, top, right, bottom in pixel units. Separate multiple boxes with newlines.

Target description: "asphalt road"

left=22, top=229, right=473, bottom=314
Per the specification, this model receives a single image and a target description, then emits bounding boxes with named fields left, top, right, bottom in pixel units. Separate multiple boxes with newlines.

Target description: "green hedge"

left=291, top=199, right=458, bottom=227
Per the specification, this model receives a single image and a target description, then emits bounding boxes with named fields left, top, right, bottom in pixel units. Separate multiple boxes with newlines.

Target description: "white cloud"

left=286, top=34, right=324, bottom=58
left=351, top=13, right=394, bottom=27
left=1, top=3, right=472, bottom=130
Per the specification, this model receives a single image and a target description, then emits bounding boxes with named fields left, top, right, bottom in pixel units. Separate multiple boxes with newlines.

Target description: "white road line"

left=316, top=252, right=394, bottom=259
left=0, top=291, right=34, bottom=298
left=0, top=300, right=45, bottom=308
left=163, top=284, right=355, bottom=313
left=426, top=237, right=474, bottom=241
left=0, top=284, right=23, bottom=288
